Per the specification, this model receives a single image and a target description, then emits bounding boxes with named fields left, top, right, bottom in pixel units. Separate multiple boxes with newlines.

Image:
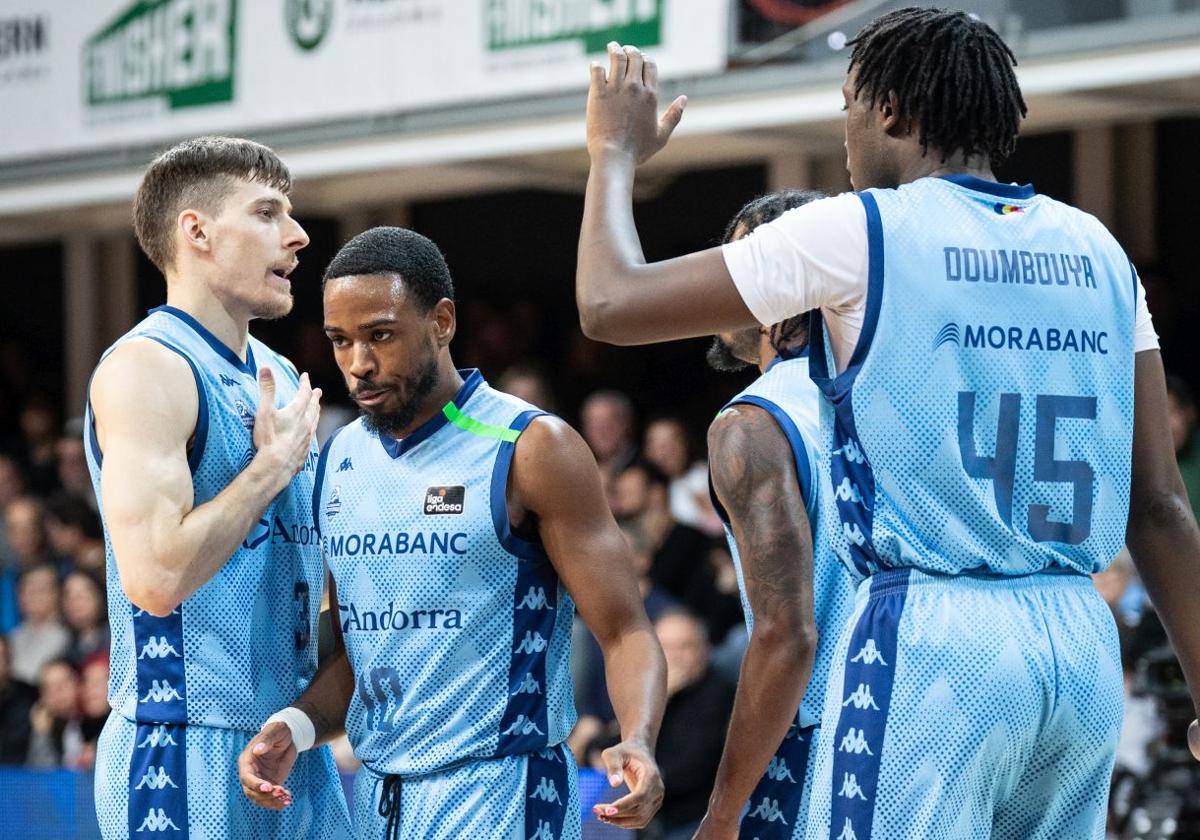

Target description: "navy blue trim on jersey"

left=378, top=369, right=485, bottom=459
left=938, top=174, right=1035, bottom=200
left=828, top=569, right=909, bottom=840
left=127, top=722, right=188, bottom=837
left=131, top=598, right=187, bottom=724
left=490, top=410, right=550, bottom=561
left=524, top=743, right=569, bottom=838
left=86, top=400, right=103, bottom=466
left=740, top=721, right=815, bottom=839
left=150, top=305, right=257, bottom=377
left=312, top=425, right=348, bottom=536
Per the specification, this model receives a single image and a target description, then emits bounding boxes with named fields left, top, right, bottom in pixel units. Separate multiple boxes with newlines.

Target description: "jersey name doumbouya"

left=315, top=370, right=575, bottom=777
left=809, top=176, right=1137, bottom=577
left=85, top=306, right=323, bottom=730
left=714, top=353, right=858, bottom=728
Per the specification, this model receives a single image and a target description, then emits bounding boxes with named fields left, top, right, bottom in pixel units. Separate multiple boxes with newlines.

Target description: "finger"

left=257, top=367, right=276, bottom=415
left=643, top=56, right=657, bottom=90
left=1189, top=719, right=1200, bottom=760
left=608, top=42, right=627, bottom=86
left=658, top=95, right=687, bottom=143
left=241, top=783, right=284, bottom=810
left=601, top=746, right=625, bottom=787
left=623, top=46, right=644, bottom=87
left=589, top=60, right=606, bottom=89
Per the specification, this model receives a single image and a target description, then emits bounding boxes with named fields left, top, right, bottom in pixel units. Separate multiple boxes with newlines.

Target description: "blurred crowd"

left=1, top=364, right=1198, bottom=838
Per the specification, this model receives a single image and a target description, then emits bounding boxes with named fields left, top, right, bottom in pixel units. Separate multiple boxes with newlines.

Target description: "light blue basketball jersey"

left=85, top=305, right=323, bottom=731
left=713, top=353, right=858, bottom=729
left=314, top=369, right=576, bottom=777
left=809, top=175, right=1137, bottom=577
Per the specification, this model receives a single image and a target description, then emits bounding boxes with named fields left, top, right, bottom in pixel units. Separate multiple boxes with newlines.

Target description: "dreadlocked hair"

left=847, top=7, right=1027, bottom=167
left=723, top=189, right=825, bottom=353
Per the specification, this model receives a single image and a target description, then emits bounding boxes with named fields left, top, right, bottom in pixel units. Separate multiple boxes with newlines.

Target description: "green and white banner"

left=0, top=0, right=728, bottom=162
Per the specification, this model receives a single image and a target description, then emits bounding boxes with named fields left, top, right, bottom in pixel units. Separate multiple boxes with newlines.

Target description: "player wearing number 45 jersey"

left=238, top=227, right=667, bottom=839
left=576, top=8, right=1200, bottom=840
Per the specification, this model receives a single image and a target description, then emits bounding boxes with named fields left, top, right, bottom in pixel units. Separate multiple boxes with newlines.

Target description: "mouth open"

left=354, top=387, right=390, bottom=407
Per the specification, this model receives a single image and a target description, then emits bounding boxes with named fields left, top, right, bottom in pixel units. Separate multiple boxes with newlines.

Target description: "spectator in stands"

left=648, top=610, right=735, bottom=840
left=643, top=417, right=722, bottom=536
left=56, top=419, right=97, bottom=512
left=581, top=389, right=639, bottom=484
left=1167, top=374, right=1200, bottom=517
left=76, top=652, right=110, bottom=770
left=62, top=569, right=108, bottom=665
left=0, top=456, right=27, bottom=633
left=8, top=564, right=70, bottom=685
left=44, top=493, right=104, bottom=574
left=497, top=362, right=559, bottom=415
left=0, top=635, right=35, bottom=764
left=16, top=396, right=59, bottom=497
left=26, top=657, right=83, bottom=768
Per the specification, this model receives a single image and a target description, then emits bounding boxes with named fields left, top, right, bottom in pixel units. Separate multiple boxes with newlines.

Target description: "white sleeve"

left=1134, top=275, right=1159, bottom=353
left=720, top=192, right=869, bottom=326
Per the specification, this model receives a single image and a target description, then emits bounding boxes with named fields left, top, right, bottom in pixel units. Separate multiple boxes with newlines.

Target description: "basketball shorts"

left=350, top=742, right=580, bottom=839
left=739, top=722, right=819, bottom=840
left=803, top=568, right=1122, bottom=840
left=95, top=713, right=351, bottom=839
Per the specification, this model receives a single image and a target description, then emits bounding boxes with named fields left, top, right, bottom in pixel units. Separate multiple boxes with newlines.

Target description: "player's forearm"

left=577, top=149, right=646, bottom=343
left=599, top=622, right=666, bottom=749
left=1127, top=488, right=1200, bottom=718
left=292, top=645, right=353, bottom=745
left=706, top=620, right=815, bottom=825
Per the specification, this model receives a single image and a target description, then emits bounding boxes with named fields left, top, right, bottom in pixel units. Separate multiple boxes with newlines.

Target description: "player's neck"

left=903, top=150, right=995, bottom=185
left=163, top=280, right=251, bottom=361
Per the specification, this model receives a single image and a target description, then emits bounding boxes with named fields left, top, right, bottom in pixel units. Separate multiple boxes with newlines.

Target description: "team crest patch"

left=326, top=486, right=342, bottom=518
left=424, top=485, right=465, bottom=515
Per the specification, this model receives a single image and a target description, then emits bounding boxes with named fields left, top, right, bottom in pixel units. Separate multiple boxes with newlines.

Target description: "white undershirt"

left=721, top=191, right=1159, bottom=374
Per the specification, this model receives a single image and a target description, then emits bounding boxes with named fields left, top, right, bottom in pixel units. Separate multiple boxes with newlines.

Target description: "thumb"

left=601, top=746, right=625, bottom=788
left=658, top=95, right=687, bottom=142
left=257, top=367, right=276, bottom=415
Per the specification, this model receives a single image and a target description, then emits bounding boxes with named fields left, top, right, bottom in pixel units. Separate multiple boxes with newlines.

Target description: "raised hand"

left=251, top=368, right=321, bottom=490
left=238, top=722, right=298, bottom=811
left=591, top=737, right=664, bottom=829
left=586, top=42, right=686, bottom=165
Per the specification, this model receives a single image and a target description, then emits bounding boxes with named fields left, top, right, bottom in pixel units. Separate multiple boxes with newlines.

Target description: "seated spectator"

left=5, top=496, right=56, bottom=573
left=62, top=568, right=108, bottom=665
left=8, top=564, right=70, bottom=685
left=643, top=417, right=722, bottom=536
left=76, top=652, right=110, bottom=770
left=27, top=657, right=83, bottom=768
left=45, top=493, right=104, bottom=574
left=16, top=396, right=60, bottom=497
left=0, top=635, right=36, bottom=764
left=0, top=456, right=27, bottom=634
left=497, top=363, right=558, bottom=414
left=56, top=420, right=97, bottom=512
left=647, top=610, right=735, bottom=840
left=1167, top=374, right=1200, bottom=517
left=582, top=390, right=639, bottom=486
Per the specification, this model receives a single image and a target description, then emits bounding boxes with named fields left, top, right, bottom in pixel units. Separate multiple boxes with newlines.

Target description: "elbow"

left=1130, top=487, right=1194, bottom=535
left=752, top=613, right=818, bottom=665
left=577, top=295, right=621, bottom=344
left=122, top=570, right=185, bottom=618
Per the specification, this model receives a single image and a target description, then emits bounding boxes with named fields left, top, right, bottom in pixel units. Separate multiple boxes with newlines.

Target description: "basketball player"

left=700, top=192, right=857, bottom=840
left=85, top=137, right=350, bottom=837
left=238, top=227, right=666, bottom=838
left=574, top=9, right=1200, bottom=838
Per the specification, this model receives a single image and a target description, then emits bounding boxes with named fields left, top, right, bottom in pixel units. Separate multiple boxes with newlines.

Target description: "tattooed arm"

left=696, top=404, right=816, bottom=839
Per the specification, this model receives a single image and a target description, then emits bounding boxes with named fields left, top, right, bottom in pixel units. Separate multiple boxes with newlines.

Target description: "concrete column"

left=767, top=152, right=812, bottom=192
left=100, top=235, right=138, bottom=346
left=1114, top=122, right=1156, bottom=265
left=1072, top=125, right=1116, bottom=230
left=63, top=235, right=100, bottom=418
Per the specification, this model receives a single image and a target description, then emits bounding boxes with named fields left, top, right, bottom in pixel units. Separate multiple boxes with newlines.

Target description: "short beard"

left=252, top=294, right=294, bottom=321
left=359, top=356, right=440, bottom=437
left=706, top=336, right=752, bottom=372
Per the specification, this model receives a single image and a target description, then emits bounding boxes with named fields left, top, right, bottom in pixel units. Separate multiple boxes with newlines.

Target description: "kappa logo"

left=765, top=756, right=796, bottom=783
left=514, top=631, right=548, bottom=654
left=837, top=818, right=860, bottom=840
left=517, top=586, right=551, bottom=610
left=234, top=400, right=255, bottom=431
left=843, top=683, right=880, bottom=711
left=783, top=722, right=804, bottom=742
left=135, top=807, right=180, bottom=832
left=529, top=776, right=562, bottom=804
left=138, top=636, right=181, bottom=660
left=850, top=639, right=887, bottom=666
left=424, top=485, right=465, bottom=515
left=838, top=772, right=868, bottom=801
left=326, top=487, right=342, bottom=518
left=832, top=439, right=866, bottom=465
left=139, top=680, right=183, bottom=704
left=538, top=747, right=562, bottom=763
left=336, top=457, right=353, bottom=472
left=137, top=726, right=178, bottom=749
left=512, top=673, right=542, bottom=696
left=530, top=820, right=556, bottom=840
left=843, top=522, right=866, bottom=547
left=134, top=766, right=179, bottom=790
left=747, top=796, right=787, bottom=824
left=834, top=478, right=872, bottom=509
left=219, top=374, right=237, bottom=387
left=503, top=715, right=545, bottom=737
left=839, top=728, right=874, bottom=755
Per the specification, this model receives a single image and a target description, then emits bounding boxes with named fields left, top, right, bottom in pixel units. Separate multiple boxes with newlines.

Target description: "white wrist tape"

left=265, top=707, right=316, bottom=752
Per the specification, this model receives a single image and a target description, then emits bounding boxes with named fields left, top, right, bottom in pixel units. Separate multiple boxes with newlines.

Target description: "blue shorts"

left=739, top=723, right=819, bottom=840
left=95, top=713, right=351, bottom=839
left=803, top=568, right=1122, bottom=840
left=351, top=743, right=580, bottom=839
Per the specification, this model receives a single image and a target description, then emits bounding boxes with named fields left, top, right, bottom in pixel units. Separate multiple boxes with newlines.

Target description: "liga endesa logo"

left=424, top=485, right=465, bottom=515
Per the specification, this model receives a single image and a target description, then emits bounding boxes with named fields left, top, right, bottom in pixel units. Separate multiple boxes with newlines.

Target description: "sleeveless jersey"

left=712, top=353, right=858, bottom=728
left=84, top=305, right=323, bottom=731
left=314, top=369, right=576, bottom=777
left=808, top=175, right=1137, bottom=577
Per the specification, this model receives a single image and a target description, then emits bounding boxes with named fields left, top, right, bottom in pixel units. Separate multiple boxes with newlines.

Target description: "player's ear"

left=880, top=90, right=904, bottom=137
left=430, top=298, right=456, bottom=347
left=178, top=208, right=212, bottom=256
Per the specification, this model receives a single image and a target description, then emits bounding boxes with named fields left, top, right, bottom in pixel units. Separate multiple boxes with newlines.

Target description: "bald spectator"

left=498, top=363, right=558, bottom=415
left=0, top=635, right=35, bottom=763
left=581, top=389, right=638, bottom=485
left=8, top=564, right=69, bottom=685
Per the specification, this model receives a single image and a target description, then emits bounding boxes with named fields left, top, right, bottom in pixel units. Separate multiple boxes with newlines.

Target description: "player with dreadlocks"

left=700, top=189, right=858, bottom=840
left=576, top=6, right=1200, bottom=839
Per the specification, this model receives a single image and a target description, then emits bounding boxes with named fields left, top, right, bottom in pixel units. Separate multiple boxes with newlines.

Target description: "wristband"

left=265, top=707, right=316, bottom=752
